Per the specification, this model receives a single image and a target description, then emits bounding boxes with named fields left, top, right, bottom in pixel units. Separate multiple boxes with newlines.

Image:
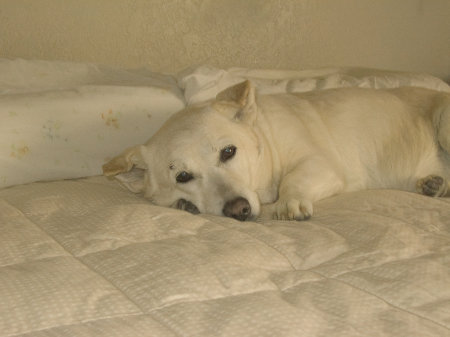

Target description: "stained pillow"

left=0, top=59, right=185, bottom=189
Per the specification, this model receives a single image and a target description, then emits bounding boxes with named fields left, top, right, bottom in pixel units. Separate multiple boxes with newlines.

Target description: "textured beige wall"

left=1, top=0, right=449, bottom=80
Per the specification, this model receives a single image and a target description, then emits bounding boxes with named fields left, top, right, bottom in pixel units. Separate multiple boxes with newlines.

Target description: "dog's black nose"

left=223, top=197, right=252, bottom=221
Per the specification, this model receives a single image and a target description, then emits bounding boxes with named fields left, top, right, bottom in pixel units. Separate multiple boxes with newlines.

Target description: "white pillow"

left=0, top=59, right=185, bottom=189
left=178, top=65, right=450, bottom=105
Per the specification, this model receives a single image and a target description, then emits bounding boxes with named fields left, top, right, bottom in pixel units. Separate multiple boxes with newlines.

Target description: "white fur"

left=103, top=83, right=450, bottom=221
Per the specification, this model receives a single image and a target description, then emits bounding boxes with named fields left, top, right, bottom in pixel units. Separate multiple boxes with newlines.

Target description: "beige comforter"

left=1, top=176, right=449, bottom=336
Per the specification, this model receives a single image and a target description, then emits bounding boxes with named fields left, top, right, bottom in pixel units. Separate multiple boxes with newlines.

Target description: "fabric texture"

left=0, top=176, right=449, bottom=336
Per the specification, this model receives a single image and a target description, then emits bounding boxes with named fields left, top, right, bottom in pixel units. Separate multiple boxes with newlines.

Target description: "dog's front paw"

left=416, top=175, right=448, bottom=197
left=271, top=199, right=313, bottom=221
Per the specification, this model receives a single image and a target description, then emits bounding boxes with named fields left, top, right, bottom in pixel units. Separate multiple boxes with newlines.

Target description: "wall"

left=1, top=0, right=449, bottom=81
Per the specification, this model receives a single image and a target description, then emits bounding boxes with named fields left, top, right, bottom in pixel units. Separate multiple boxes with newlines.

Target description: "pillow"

left=178, top=65, right=450, bottom=105
left=0, top=59, right=185, bottom=189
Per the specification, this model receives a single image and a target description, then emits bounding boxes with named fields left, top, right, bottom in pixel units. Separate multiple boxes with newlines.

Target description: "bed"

left=1, top=59, right=450, bottom=337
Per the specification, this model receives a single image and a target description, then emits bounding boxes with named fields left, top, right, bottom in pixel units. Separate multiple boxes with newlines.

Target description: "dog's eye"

left=176, top=171, right=193, bottom=183
left=220, top=145, right=237, bottom=162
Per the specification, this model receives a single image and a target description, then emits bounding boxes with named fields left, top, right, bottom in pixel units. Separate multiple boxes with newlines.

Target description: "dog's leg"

left=416, top=175, right=449, bottom=197
left=418, top=95, right=450, bottom=198
left=269, top=155, right=344, bottom=220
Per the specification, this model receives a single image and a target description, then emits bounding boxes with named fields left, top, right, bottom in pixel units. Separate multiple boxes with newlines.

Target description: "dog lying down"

left=103, top=81, right=450, bottom=221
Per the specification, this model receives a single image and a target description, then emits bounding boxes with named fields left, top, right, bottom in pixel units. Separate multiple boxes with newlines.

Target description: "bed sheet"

left=1, top=177, right=449, bottom=336
left=178, top=65, right=450, bottom=104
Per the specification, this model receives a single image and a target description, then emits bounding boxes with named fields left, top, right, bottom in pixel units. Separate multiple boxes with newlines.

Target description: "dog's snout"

left=223, top=197, right=252, bottom=221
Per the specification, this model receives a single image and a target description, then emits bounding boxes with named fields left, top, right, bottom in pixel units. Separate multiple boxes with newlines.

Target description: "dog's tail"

left=434, top=92, right=450, bottom=154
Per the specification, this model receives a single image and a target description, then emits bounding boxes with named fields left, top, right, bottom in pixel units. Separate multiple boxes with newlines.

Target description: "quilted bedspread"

left=1, top=176, right=449, bottom=337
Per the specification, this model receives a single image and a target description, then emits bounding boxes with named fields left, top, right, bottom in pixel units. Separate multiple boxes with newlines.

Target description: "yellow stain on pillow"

left=10, top=144, right=30, bottom=159
left=101, top=109, right=120, bottom=129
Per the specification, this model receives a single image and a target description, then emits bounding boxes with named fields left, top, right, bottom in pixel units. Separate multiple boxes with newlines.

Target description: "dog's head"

left=103, top=81, right=273, bottom=221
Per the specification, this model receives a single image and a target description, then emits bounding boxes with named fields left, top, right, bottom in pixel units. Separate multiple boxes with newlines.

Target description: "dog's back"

left=258, top=87, right=450, bottom=193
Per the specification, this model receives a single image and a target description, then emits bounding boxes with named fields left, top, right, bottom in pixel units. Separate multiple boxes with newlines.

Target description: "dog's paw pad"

left=272, top=199, right=313, bottom=221
left=416, top=175, right=448, bottom=197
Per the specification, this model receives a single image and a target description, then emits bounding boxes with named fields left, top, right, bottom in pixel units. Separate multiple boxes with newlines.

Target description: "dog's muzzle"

left=222, top=197, right=252, bottom=221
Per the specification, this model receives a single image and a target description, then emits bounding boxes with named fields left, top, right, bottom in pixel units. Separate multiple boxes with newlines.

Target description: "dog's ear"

left=102, top=145, right=147, bottom=193
left=216, top=80, right=257, bottom=124
left=217, top=80, right=252, bottom=106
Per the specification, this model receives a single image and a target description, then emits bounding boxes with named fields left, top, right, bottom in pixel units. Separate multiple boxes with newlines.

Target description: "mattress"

left=1, top=59, right=450, bottom=336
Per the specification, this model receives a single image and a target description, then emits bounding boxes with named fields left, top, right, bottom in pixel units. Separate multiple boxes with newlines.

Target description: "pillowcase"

left=0, top=59, right=185, bottom=189
left=178, top=65, right=450, bottom=105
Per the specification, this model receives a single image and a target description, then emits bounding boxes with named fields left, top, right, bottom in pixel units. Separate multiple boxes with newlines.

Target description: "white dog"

left=103, top=81, right=450, bottom=221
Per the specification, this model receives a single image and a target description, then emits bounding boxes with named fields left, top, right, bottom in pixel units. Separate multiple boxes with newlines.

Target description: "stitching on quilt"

left=0, top=199, right=146, bottom=315
left=5, top=313, right=148, bottom=337
left=203, top=218, right=298, bottom=270
left=315, top=273, right=450, bottom=331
